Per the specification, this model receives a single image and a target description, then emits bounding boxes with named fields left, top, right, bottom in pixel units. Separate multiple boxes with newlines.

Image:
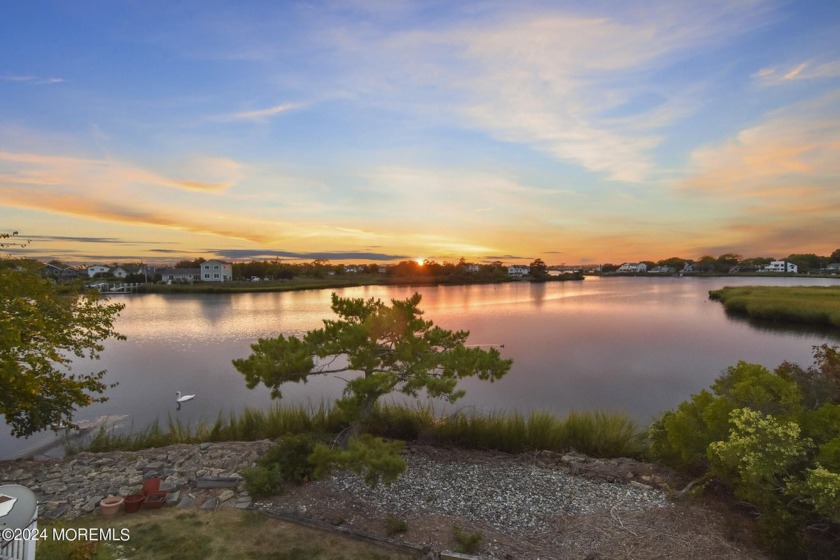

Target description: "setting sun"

left=416, top=258, right=425, bottom=266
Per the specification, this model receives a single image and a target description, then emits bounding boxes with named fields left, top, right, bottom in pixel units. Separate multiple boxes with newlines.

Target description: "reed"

left=71, top=403, right=643, bottom=459
left=709, top=286, right=840, bottom=328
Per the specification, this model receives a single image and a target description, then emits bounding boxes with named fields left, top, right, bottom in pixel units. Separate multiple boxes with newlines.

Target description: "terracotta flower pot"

left=144, top=491, right=168, bottom=510
left=99, top=496, right=124, bottom=517
left=142, top=477, right=161, bottom=496
left=123, top=493, right=145, bottom=513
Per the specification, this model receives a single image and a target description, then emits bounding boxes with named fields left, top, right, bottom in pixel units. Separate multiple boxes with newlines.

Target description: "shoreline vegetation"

left=709, top=285, right=840, bottom=328
left=136, top=272, right=585, bottom=294
left=70, top=403, right=643, bottom=460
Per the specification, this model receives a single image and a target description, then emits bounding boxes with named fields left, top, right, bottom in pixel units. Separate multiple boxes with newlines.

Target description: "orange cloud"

left=0, top=151, right=235, bottom=193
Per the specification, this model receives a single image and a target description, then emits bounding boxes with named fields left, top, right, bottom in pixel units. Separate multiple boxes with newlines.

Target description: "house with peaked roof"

left=87, top=265, right=110, bottom=278
left=200, top=260, right=232, bottom=282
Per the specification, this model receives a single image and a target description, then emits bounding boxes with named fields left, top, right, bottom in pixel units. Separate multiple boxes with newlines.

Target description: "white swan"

left=175, top=391, right=195, bottom=403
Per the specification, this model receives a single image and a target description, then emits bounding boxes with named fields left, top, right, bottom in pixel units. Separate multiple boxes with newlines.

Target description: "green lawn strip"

left=37, top=508, right=416, bottom=560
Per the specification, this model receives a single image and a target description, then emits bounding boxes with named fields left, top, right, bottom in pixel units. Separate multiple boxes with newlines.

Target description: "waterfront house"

left=648, top=265, right=676, bottom=274
left=111, top=267, right=128, bottom=279
left=43, top=263, right=84, bottom=280
left=160, top=267, right=201, bottom=283
left=87, top=265, right=110, bottom=278
left=617, top=262, right=647, bottom=273
left=201, top=260, right=232, bottom=282
left=507, top=265, right=530, bottom=277
left=763, top=261, right=798, bottom=273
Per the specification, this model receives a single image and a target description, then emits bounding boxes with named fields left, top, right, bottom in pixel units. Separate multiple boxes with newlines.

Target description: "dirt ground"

left=263, top=445, right=770, bottom=559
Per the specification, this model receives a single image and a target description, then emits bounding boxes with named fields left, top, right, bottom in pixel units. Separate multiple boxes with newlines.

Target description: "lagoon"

left=3, top=275, right=839, bottom=459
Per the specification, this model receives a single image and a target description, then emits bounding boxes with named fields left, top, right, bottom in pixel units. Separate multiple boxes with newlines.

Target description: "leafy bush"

left=649, top=345, right=840, bottom=556
left=310, top=434, right=406, bottom=486
left=242, top=464, right=284, bottom=498
left=452, top=525, right=482, bottom=554
left=260, top=433, right=322, bottom=484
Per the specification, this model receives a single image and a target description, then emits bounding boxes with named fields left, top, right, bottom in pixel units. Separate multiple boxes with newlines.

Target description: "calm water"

left=3, top=276, right=839, bottom=459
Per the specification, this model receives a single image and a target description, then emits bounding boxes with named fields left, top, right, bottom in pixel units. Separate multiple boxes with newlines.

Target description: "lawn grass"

left=37, top=508, right=416, bottom=560
left=709, top=285, right=840, bottom=328
left=73, top=402, right=644, bottom=459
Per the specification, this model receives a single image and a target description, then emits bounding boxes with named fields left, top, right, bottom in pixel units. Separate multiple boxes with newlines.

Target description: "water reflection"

left=1, top=276, right=838, bottom=459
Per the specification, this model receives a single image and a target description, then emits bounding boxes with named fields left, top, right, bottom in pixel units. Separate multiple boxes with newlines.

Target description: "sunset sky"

left=2, top=1, right=839, bottom=265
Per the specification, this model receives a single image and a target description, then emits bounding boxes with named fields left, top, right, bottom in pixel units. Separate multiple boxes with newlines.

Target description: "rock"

left=0, top=441, right=271, bottom=521
left=177, top=495, right=195, bottom=509
left=200, top=498, right=218, bottom=510
left=218, top=490, right=235, bottom=503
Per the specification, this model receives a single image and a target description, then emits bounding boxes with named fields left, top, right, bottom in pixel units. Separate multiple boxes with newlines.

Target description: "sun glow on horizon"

left=416, top=257, right=425, bottom=266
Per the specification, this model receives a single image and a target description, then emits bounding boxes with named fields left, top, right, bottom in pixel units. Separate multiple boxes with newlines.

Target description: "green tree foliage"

left=529, top=258, right=548, bottom=280
left=1, top=259, right=125, bottom=437
left=657, top=257, right=687, bottom=270
left=233, top=292, right=512, bottom=484
left=716, top=252, right=742, bottom=271
left=649, top=345, right=840, bottom=555
left=174, top=257, right=205, bottom=268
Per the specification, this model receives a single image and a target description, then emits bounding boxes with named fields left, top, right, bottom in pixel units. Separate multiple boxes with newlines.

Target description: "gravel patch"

left=334, top=454, right=669, bottom=534
left=260, top=448, right=670, bottom=536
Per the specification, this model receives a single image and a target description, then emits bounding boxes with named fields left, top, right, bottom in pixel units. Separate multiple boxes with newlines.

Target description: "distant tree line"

left=599, top=248, right=840, bottom=275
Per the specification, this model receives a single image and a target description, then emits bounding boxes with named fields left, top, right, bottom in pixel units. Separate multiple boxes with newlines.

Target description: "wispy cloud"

left=1, top=75, right=65, bottom=85
left=753, top=60, right=840, bottom=84
left=214, top=249, right=408, bottom=261
left=678, top=90, right=840, bottom=255
left=313, top=1, right=777, bottom=182
left=213, top=102, right=305, bottom=122
left=0, top=151, right=237, bottom=193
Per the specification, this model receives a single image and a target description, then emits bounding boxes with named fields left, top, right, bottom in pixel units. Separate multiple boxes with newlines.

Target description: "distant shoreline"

left=128, top=272, right=585, bottom=295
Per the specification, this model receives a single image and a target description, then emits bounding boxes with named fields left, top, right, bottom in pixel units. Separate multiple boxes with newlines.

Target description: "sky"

left=1, top=0, right=839, bottom=266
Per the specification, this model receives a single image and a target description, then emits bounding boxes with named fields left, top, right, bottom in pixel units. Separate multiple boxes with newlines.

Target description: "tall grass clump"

left=70, top=403, right=346, bottom=453
left=367, top=401, right=437, bottom=440
left=562, top=411, right=642, bottom=457
left=428, top=408, right=641, bottom=457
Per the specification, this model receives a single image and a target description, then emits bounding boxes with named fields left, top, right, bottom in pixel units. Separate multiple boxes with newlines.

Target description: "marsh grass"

left=427, top=408, right=642, bottom=457
left=72, top=403, right=345, bottom=453
left=709, top=286, right=840, bottom=328
left=73, top=402, right=643, bottom=459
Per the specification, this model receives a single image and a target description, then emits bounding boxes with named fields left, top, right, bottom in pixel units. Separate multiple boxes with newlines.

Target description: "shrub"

left=310, top=434, right=406, bottom=487
left=649, top=346, right=840, bottom=556
left=260, top=433, right=322, bottom=485
left=452, top=525, right=482, bottom=554
left=242, top=464, right=284, bottom=498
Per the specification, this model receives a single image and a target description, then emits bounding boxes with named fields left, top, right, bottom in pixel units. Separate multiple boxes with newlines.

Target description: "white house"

left=763, top=261, right=797, bottom=273
left=507, top=265, right=530, bottom=277
left=87, top=265, right=110, bottom=278
left=160, top=268, right=201, bottom=283
left=111, top=267, right=128, bottom=279
left=201, top=260, right=232, bottom=282
left=617, top=262, right=647, bottom=273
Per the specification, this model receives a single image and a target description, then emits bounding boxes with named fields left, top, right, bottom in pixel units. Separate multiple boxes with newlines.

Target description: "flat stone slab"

left=200, top=497, right=218, bottom=510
